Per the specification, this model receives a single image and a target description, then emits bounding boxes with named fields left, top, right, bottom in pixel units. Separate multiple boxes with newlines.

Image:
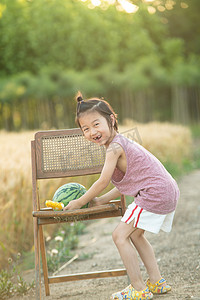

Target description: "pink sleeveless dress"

left=111, top=134, right=180, bottom=215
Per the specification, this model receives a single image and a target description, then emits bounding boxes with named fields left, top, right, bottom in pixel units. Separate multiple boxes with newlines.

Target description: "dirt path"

left=17, top=169, right=200, bottom=300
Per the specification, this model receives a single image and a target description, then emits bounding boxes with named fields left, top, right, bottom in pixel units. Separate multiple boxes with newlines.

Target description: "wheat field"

left=0, top=122, right=192, bottom=268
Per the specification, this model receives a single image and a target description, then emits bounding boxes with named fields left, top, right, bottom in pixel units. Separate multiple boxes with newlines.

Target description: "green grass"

left=163, top=158, right=195, bottom=179
left=164, top=156, right=200, bottom=179
left=19, top=251, right=35, bottom=271
left=190, top=123, right=200, bottom=138
left=46, top=222, right=86, bottom=273
left=0, top=255, right=34, bottom=299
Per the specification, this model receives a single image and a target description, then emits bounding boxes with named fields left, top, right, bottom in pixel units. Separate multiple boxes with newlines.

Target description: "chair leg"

left=33, top=218, right=42, bottom=300
left=39, top=225, right=50, bottom=296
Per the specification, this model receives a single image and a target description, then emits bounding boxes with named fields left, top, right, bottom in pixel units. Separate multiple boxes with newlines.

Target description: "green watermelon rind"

left=52, top=183, right=88, bottom=208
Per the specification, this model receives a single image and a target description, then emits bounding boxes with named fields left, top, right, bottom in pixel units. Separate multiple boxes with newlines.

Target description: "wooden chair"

left=31, top=128, right=127, bottom=299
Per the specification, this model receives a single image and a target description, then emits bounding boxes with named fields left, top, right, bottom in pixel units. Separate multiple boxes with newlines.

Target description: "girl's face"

left=79, top=110, right=116, bottom=148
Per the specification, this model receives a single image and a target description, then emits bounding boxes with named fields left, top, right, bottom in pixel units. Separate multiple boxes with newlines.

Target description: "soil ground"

left=16, top=169, right=200, bottom=300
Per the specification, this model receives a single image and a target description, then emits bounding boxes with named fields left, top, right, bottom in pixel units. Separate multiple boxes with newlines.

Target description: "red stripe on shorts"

left=135, top=208, right=143, bottom=227
left=125, top=205, right=138, bottom=223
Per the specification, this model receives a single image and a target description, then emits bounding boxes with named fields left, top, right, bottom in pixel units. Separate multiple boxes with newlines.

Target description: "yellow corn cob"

left=45, top=200, right=64, bottom=211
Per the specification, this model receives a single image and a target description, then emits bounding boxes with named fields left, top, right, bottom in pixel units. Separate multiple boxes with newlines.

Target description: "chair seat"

left=33, top=202, right=122, bottom=225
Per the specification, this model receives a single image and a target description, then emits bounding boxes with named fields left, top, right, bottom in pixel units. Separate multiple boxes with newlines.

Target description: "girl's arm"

left=64, top=143, right=123, bottom=210
left=90, top=187, right=122, bottom=206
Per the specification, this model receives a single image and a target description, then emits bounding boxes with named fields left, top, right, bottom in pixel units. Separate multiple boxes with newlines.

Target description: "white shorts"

left=121, top=202, right=175, bottom=234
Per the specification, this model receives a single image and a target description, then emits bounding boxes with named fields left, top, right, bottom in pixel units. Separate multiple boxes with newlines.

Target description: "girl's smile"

left=79, top=111, right=116, bottom=148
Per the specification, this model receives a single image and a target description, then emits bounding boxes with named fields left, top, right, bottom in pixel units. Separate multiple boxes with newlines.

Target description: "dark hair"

left=75, top=91, right=118, bottom=132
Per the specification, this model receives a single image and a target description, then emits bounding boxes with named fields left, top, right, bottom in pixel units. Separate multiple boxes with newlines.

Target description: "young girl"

left=64, top=92, right=180, bottom=300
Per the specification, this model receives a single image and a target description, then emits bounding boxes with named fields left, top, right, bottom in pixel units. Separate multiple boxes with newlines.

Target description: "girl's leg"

left=112, top=220, right=146, bottom=291
left=130, top=229, right=163, bottom=285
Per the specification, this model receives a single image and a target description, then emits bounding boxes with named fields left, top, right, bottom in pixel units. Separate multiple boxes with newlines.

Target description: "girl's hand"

left=64, top=199, right=82, bottom=211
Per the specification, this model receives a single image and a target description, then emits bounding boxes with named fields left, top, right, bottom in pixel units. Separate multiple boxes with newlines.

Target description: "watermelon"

left=52, top=182, right=88, bottom=208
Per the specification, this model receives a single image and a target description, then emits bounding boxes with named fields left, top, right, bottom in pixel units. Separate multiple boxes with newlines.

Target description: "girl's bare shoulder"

left=106, top=142, right=124, bottom=157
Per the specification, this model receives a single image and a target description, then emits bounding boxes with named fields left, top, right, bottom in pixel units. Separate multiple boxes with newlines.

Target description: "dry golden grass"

left=0, top=131, right=35, bottom=266
left=0, top=122, right=192, bottom=268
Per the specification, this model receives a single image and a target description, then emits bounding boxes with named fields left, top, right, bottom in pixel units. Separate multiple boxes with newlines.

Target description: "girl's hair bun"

left=76, top=91, right=83, bottom=103
left=77, top=96, right=83, bottom=102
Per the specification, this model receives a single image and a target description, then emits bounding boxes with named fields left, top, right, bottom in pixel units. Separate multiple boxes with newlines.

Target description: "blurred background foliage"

left=0, top=0, right=199, bottom=130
